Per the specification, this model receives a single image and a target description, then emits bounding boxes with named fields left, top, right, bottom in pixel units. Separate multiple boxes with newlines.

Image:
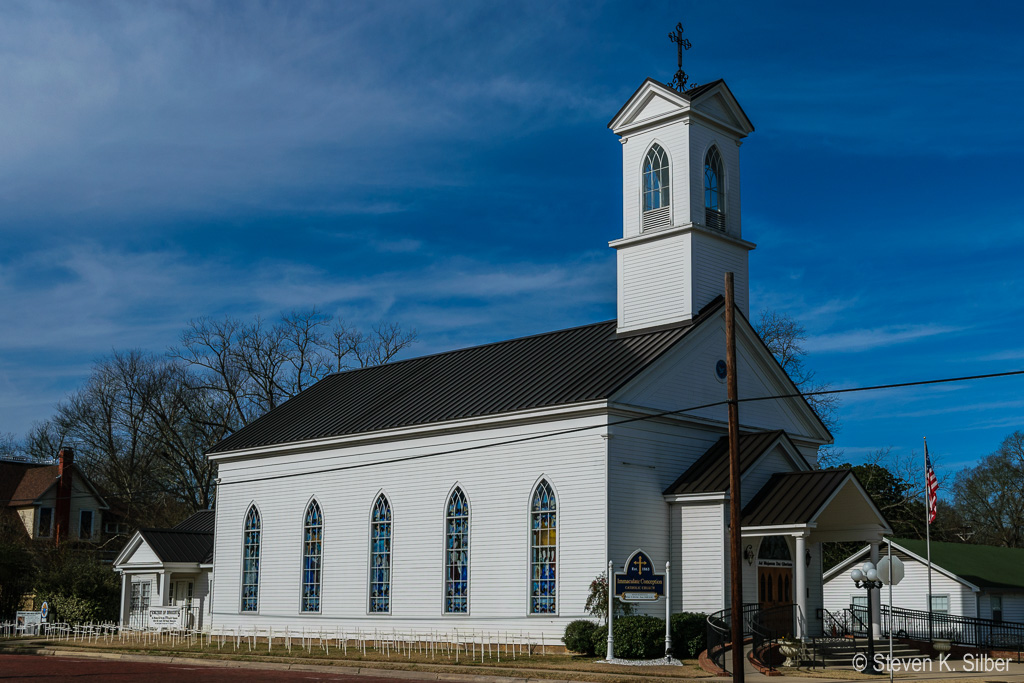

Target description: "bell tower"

left=607, top=76, right=756, bottom=334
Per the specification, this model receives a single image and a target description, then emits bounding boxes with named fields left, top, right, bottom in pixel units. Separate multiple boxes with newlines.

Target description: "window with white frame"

left=530, top=480, right=557, bottom=614
left=79, top=509, right=94, bottom=540
left=38, top=507, right=53, bottom=537
left=991, top=595, right=1003, bottom=622
left=369, top=494, right=392, bottom=613
left=241, top=505, right=261, bottom=612
left=930, top=594, right=950, bottom=614
left=445, top=487, right=469, bottom=614
left=642, top=145, right=670, bottom=211
left=130, top=581, right=151, bottom=614
left=301, top=499, right=323, bottom=613
left=704, top=146, right=725, bottom=230
left=641, top=144, right=671, bottom=231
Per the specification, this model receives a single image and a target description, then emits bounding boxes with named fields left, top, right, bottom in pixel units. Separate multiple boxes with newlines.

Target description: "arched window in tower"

left=301, top=499, right=323, bottom=613
left=642, top=144, right=671, bottom=230
left=530, top=479, right=557, bottom=614
left=241, top=505, right=261, bottom=612
left=444, top=487, right=470, bottom=614
left=369, top=494, right=392, bottom=613
left=704, top=146, right=725, bottom=230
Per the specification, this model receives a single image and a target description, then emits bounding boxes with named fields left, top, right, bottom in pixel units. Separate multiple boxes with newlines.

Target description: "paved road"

left=0, top=654, right=420, bottom=682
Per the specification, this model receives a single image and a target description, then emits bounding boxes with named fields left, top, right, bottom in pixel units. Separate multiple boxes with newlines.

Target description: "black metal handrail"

left=882, top=605, right=1024, bottom=649
left=705, top=603, right=789, bottom=673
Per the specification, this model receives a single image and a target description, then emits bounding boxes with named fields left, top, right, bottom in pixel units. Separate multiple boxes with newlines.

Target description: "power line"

left=214, top=367, right=1024, bottom=488
left=2, top=367, right=1022, bottom=504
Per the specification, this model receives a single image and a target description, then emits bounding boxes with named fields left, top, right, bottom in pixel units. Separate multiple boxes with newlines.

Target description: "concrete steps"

left=803, top=638, right=929, bottom=668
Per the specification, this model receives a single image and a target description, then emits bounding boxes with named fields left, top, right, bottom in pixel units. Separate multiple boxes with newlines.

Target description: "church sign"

left=614, top=549, right=665, bottom=602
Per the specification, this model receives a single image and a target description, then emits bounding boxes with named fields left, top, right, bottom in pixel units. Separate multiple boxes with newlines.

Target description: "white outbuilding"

left=824, top=538, right=1024, bottom=626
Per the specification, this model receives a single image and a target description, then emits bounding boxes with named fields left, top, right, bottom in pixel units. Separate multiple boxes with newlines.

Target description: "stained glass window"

left=643, top=144, right=670, bottom=211
left=369, top=494, right=392, bottom=613
left=445, top=487, right=469, bottom=614
left=530, top=480, right=557, bottom=614
left=301, top=499, right=323, bottom=613
left=241, top=505, right=261, bottom=612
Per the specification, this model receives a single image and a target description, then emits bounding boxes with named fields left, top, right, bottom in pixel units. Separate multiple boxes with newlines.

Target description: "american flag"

left=925, top=442, right=938, bottom=524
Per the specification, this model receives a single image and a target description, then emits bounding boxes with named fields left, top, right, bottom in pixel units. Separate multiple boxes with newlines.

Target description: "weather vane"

left=668, top=22, right=695, bottom=93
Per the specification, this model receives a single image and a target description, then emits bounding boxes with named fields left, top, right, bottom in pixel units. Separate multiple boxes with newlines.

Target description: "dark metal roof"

left=741, top=469, right=852, bottom=526
left=211, top=305, right=722, bottom=454
left=663, top=430, right=789, bottom=495
left=139, top=528, right=213, bottom=564
left=173, top=509, right=214, bottom=533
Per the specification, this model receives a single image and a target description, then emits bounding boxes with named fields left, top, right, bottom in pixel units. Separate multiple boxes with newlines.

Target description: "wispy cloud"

left=805, top=324, right=962, bottom=354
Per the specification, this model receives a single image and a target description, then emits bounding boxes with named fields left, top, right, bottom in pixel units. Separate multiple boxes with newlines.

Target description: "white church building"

left=119, top=76, right=893, bottom=642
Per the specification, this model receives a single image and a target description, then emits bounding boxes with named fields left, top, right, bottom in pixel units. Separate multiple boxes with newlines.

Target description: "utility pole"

left=725, top=272, right=744, bottom=683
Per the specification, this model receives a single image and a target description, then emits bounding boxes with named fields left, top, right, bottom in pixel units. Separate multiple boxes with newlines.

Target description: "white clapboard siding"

left=614, top=313, right=826, bottom=453
left=211, top=413, right=608, bottom=639
left=618, top=233, right=691, bottom=330
left=676, top=501, right=727, bottom=614
left=691, top=230, right=749, bottom=316
left=608, top=419, right=723, bottom=616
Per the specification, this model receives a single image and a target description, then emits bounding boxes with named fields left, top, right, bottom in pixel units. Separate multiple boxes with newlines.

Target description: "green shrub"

left=591, top=615, right=665, bottom=659
left=615, top=615, right=665, bottom=659
left=562, top=619, right=598, bottom=655
left=670, top=611, right=708, bottom=658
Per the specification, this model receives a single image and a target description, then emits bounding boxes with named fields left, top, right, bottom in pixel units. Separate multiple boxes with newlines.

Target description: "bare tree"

left=171, top=308, right=416, bottom=427
left=755, top=309, right=840, bottom=435
left=953, top=431, right=1024, bottom=547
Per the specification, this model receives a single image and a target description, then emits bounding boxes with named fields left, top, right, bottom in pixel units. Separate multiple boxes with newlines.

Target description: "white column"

left=794, top=534, right=807, bottom=638
left=159, top=571, right=172, bottom=606
left=870, top=541, right=881, bottom=639
left=119, top=573, right=129, bottom=626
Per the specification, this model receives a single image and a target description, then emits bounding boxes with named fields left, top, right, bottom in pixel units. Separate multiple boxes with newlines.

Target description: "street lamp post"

left=851, top=562, right=885, bottom=675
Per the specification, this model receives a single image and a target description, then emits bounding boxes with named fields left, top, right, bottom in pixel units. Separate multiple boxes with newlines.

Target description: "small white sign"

left=148, top=606, right=183, bottom=629
left=621, top=591, right=659, bottom=601
left=16, top=611, right=42, bottom=635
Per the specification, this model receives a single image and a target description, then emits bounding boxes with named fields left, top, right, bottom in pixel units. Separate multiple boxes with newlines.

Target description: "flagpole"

left=924, top=437, right=933, bottom=643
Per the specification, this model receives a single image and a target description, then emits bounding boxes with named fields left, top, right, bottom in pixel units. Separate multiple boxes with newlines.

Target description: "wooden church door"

left=756, top=537, right=794, bottom=636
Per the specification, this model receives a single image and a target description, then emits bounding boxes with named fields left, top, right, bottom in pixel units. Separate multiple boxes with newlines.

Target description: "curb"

left=2, top=646, right=712, bottom=683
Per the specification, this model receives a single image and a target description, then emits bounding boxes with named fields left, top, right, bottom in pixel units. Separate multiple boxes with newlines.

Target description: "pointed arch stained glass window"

left=445, top=487, right=470, bottom=614
left=530, top=480, right=557, bottom=614
left=369, top=494, right=392, bottom=613
left=301, top=500, right=323, bottom=613
left=241, top=505, right=261, bottom=612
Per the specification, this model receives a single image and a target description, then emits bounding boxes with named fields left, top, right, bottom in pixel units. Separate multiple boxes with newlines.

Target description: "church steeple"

left=607, top=73, right=756, bottom=334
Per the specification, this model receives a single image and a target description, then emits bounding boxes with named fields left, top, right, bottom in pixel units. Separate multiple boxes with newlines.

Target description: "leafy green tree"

left=34, top=548, right=120, bottom=624
left=0, top=540, right=35, bottom=620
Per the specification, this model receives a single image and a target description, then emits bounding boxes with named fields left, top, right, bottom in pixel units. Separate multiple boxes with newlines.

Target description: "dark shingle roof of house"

left=893, top=538, right=1024, bottom=592
left=210, top=302, right=724, bottom=454
left=741, top=469, right=852, bottom=526
left=663, top=430, right=789, bottom=495
left=0, top=462, right=57, bottom=507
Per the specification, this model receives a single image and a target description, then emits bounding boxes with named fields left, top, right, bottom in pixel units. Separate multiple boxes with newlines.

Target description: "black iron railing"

left=882, top=605, right=1024, bottom=650
left=706, top=603, right=791, bottom=673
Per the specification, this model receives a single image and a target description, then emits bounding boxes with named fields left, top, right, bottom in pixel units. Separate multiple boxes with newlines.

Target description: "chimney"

left=55, top=447, right=73, bottom=545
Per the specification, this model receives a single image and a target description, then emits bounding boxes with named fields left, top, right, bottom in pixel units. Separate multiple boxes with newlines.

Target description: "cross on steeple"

left=668, top=22, right=695, bottom=93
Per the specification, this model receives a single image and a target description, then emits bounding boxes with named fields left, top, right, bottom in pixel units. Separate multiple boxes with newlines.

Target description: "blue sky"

left=1, top=1, right=1022, bottom=476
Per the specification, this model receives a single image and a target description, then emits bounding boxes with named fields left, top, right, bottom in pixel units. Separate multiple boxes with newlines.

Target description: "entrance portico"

left=741, top=469, right=893, bottom=638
